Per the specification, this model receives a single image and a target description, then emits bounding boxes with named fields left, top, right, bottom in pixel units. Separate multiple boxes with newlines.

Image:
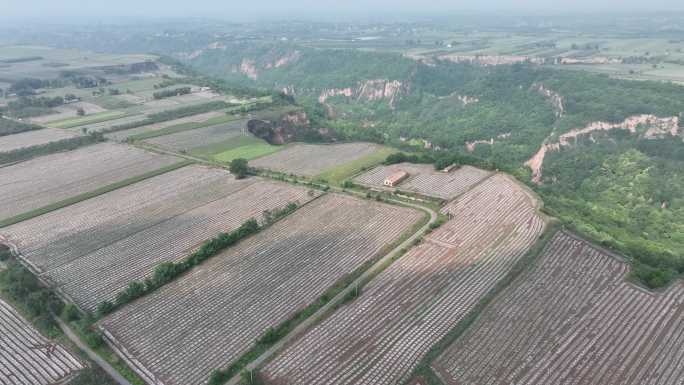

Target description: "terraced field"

left=0, top=128, right=80, bottom=154
left=0, top=143, right=179, bottom=221
left=0, top=299, right=84, bottom=385
left=251, top=143, right=383, bottom=177
left=144, top=120, right=247, bottom=152
left=99, top=193, right=423, bottom=385
left=354, top=163, right=492, bottom=199
left=262, top=174, right=546, bottom=385
left=434, top=231, right=684, bottom=385
left=1, top=166, right=315, bottom=311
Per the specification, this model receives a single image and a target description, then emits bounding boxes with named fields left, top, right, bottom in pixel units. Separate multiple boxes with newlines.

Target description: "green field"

left=194, top=135, right=283, bottom=162
left=316, top=146, right=398, bottom=185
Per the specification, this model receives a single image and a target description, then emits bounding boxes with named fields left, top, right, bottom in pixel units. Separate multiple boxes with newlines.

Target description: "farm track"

left=98, top=193, right=424, bottom=385
left=224, top=196, right=437, bottom=385
left=0, top=299, right=84, bottom=385
left=0, top=142, right=179, bottom=222
left=251, top=143, right=383, bottom=177
left=433, top=231, right=684, bottom=385
left=354, top=163, right=492, bottom=200
left=55, top=318, right=132, bottom=385
left=1, top=165, right=316, bottom=312
left=261, top=173, right=546, bottom=385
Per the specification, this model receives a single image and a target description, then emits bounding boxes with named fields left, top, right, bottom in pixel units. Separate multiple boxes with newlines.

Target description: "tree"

left=230, top=158, right=249, bottom=179
left=76, top=107, right=85, bottom=116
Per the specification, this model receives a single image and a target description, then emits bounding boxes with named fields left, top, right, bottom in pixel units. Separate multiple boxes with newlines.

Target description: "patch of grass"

left=208, top=137, right=284, bottom=163
left=191, top=135, right=284, bottom=162
left=48, top=110, right=128, bottom=129
left=316, top=146, right=399, bottom=186
left=0, top=161, right=192, bottom=228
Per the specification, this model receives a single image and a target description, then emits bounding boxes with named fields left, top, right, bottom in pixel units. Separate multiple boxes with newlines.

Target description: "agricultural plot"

left=104, top=111, right=226, bottom=141
left=0, top=142, right=179, bottom=221
left=0, top=45, right=156, bottom=81
left=433, top=231, right=684, bottom=385
left=99, top=193, right=423, bottom=385
left=0, top=128, right=80, bottom=154
left=251, top=142, right=383, bottom=177
left=143, top=119, right=247, bottom=153
left=0, top=298, right=85, bottom=385
left=262, top=174, right=546, bottom=385
left=1, top=166, right=316, bottom=312
left=354, top=163, right=492, bottom=199
left=30, top=102, right=107, bottom=124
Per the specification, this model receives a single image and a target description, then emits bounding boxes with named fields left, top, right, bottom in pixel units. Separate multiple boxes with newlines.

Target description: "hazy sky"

left=4, top=0, right=684, bottom=20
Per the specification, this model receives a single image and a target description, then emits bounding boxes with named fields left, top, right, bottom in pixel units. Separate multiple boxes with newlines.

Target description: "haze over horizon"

left=5, top=0, right=684, bottom=22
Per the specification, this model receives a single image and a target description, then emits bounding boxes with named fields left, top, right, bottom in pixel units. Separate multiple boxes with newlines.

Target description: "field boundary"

left=407, top=219, right=562, bottom=385
left=222, top=198, right=436, bottom=385
left=0, top=160, right=192, bottom=228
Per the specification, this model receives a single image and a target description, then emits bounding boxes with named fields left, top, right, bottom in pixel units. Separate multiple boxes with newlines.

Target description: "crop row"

left=262, top=174, right=545, bottom=385
left=0, top=142, right=178, bottom=221
left=99, top=193, right=423, bottom=385
left=434, top=231, right=684, bottom=385
left=0, top=299, right=84, bottom=385
left=2, top=166, right=315, bottom=312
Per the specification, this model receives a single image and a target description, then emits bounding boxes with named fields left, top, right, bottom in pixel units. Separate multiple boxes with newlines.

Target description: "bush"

left=0, top=245, right=12, bottom=261
left=62, top=304, right=81, bottom=322
left=230, top=158, right=250, bottom=179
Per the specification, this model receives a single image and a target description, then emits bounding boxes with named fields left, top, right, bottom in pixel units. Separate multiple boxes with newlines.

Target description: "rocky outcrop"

left=318, top=79, right=409, bottom=108
left=533, top=83, right=564, bottom=118
left=248, top=111, right=337, bottom=145
left=465, top=133, right=511, bottom=152
left=265, top=51, right=301, bottom=69
left=240, top=59, right=258, bottom=80
left=438, top=54, right=544, bottom=66
left=526, top=115, right=681, bottom=184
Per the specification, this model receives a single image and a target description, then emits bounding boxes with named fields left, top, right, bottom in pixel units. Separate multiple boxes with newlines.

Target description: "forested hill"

left=187, top=43, right=684, bottom=289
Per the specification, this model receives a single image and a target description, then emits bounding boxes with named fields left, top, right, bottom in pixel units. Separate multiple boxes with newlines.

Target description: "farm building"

left=383, top=170, right=409, bottom=187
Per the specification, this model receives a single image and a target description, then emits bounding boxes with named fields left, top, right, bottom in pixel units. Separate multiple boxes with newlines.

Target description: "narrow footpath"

left=57, top=318, right=133, bottom=385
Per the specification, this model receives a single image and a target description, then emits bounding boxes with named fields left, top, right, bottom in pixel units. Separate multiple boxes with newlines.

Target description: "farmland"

left=0, top=142, right=179, bottom=222
left=30, top=102, right=107, bottom=124
left=0, top=165, right=317, bottom=311
left=0, top=298, right=85, bottom=385
left=354, top=163, right=492, bottom=199
left=433, top=231, right=684, bottom=385
left=104, top=111, right=226, bottom=141
left=143, top=119, right=247, bottom=153
left=250, top=142, right=385, bottom=177
left=261, top=174, right=546, bottom=385
left=0, top=128, right=80, bottom=154
left=98, top=193, right=423, bottom=385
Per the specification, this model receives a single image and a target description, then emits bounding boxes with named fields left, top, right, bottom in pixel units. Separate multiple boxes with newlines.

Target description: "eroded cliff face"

left=526, top=115, right=682, bottom=184
left=231, top=50, right=303, bottom=80
left=533, top=83, right=564, bottom=118
left=317, top=79, right=409, bottom=108
left=248, top=111, right=336, bottom=145
left=239, top=59, right=259, bottom=80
